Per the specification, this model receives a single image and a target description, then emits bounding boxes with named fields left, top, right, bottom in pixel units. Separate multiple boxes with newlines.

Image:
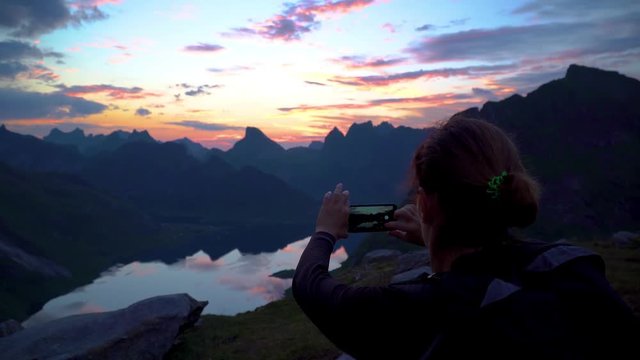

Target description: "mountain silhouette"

left=0, top=125, right=83, bottom=172
left=169, top=137, right=209, bottom=161
left=225, top=127, right=285, bottom=164
left=220, top=121, right=430, bottom=203
left=44, top=128, right=155, bottom=156
left=80, top=141, right=315, bottom=224
left=457, top=64, right=640, bottom=237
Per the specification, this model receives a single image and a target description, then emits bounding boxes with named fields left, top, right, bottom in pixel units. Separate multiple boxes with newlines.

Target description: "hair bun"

left=500, top=172, right=540, bottom=228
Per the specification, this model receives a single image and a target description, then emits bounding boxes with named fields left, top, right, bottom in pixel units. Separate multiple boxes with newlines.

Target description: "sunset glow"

left=1, top=0, right=639, bottom=149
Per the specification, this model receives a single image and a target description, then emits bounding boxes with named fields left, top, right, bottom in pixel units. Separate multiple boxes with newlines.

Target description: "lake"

left=23, top=236, right=348, bottom=327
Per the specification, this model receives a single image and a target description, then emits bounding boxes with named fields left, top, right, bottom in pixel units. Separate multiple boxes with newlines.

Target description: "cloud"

left=0, top=40, right=44, bottom=61
left=183, top=43, right=224, bottom=53
left=173, top=83, right=221, bottom=97
left=513, top=0, right=638, bottom=19
left=26, top=64, right=60, bottom=82
left=278, top=92, right=475, bottom=112
left=416, top=24, right=435, bottom=32
left=71, top=1, right=123, bottom=7
left=206, top=65, right=253, bottom=73
left=471, top=87, right=499, bottom=101
left=449, top=18, right=469, bottom=26
left=0, top=61, right=29, bottom=79
left=493, top=68, right=566, bottom=93
left=135, top=107, right=151, bottom=117
left=0, top=88, right=107, bottom=120
left=166, top=120, right=243, bottom=132
left=382, top=23, right=396, bottom=33
left=407, top=12, right=640, bottom=64
left=69, top=6, right=108, bottom=25
left=225, top=0, right=376, bottom=41
left=55, top=84, right=162, bottom=100
left=329, top=64, right=516, bottom=87
left=333, top=55, right=407, bottom=69
left=415, top=18, right=468, bottom=32
left=305, top=81, right=326, bottom=86
left=0, top=40, right=65, bottom=81
left=0, top=0, right=113, bottom=38
left=185, top=88, right=208, bottom=96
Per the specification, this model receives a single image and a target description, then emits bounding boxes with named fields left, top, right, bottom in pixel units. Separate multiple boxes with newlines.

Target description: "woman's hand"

left=315, top=183, right=350, bottom=240
left=385, top=204, right=424, bottom=246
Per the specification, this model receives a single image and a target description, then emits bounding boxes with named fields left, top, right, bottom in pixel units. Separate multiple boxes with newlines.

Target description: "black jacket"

left=293, top=232, right=639, bottom=359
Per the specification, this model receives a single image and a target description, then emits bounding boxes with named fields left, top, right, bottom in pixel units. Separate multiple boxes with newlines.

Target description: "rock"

left=391, top=266, right=433, bottom=284
left=0, top=293, right=207, bottom=360
left=611, top=231, right=639, bottom=248
left=394, top=249, right=430, bottom=274
left=0, top=319, right=23, bottom=337
left=362, top=249, right=402, bottom=265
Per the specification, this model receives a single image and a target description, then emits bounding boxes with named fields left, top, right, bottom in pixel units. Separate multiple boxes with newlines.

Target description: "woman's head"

left=413, top=116, right=540, bottom=249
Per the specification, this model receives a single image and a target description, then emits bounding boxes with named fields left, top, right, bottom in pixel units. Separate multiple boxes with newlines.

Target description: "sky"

left=1, top=0, right=639, bottom=149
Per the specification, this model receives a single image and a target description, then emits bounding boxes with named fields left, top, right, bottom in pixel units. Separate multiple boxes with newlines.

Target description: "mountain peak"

left=245, top=126, right=266, bottom=138
left=328, top=126, right=344, bottom=137
left=44, top=127, right=87, bottom=145
left=130, top=129, right=154, bottom=142
left=227, top=127, right=284, bottom=156
left=566, top=64, right=619, bottom=80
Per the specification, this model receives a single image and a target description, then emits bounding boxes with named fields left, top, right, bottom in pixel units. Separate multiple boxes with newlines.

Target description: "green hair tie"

left=487, top=171, right=508, bottom=199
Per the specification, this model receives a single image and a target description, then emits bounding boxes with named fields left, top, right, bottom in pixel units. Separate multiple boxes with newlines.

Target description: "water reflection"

left=24, top=236, right=347, bottom=327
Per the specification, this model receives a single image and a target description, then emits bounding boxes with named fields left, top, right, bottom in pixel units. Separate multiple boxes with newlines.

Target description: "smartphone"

left=348, top=204, right=397, bottom=233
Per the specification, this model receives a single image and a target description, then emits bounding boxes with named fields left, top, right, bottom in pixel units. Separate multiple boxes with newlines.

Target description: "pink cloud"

left=226, top=0, right=377, bottom=41
left=183, top=43, right=224, bottom=53
left=382, top=22, right=396, bottom=33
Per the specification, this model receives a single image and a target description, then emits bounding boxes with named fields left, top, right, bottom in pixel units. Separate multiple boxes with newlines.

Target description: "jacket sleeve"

left=292, top=231, right=439, bottom=359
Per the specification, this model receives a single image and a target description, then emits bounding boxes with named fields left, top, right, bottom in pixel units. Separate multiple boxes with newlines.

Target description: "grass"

left=168, top=235, right=640, bottom=359
left=581, top=239, right=640, bottom=317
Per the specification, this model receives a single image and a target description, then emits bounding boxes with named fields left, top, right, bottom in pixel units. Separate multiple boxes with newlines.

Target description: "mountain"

left=81, top=141, right=316, bottom=225
left=457, top=64, right=640, bottom=237
left=0, top=125, right=83, bottom=173
left=221, top=121, right=430, bottom=203
left=0, top=162, right=161, bottom=320
left=169, top=137, right=210, bottom=161
left=43, top=128, right=156, bottom=156
left=45, top=128, right=86, bottom=147
left=225, top=127, right=285, bottom=164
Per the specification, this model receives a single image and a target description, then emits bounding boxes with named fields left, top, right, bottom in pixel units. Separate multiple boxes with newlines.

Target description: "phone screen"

left=348, top=204, right=397, bottom=233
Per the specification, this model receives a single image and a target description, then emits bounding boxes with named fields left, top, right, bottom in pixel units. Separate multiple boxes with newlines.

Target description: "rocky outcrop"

left=0, top=293, right=207, bottom=360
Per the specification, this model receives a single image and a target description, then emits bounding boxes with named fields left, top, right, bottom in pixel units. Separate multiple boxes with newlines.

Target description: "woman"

left=292, top=116, right=638, bottom=359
